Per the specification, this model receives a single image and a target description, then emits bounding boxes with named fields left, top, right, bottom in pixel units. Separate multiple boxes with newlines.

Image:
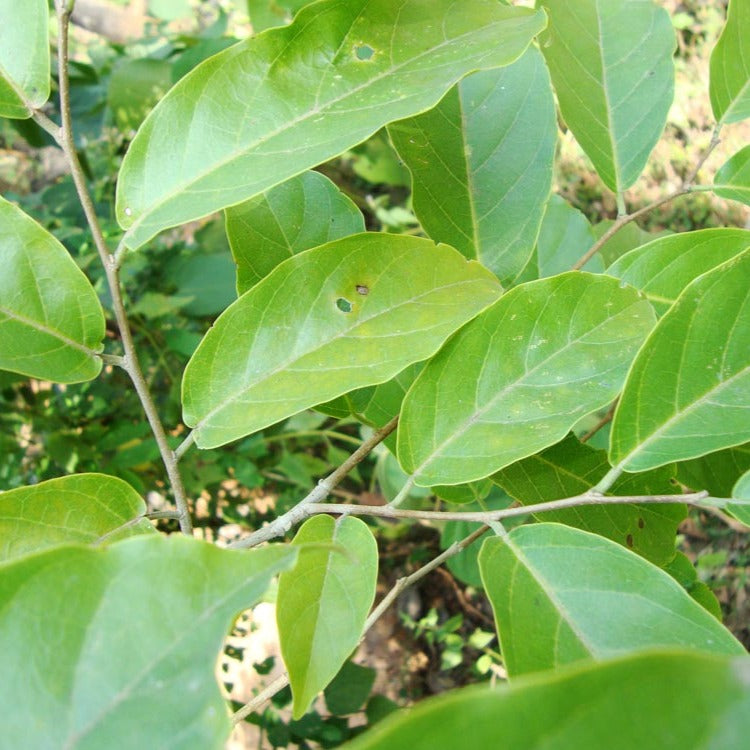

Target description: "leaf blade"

left=398, top=273, right=656, bottom=486
left=710, top=0, right=750, bottom=125
left=0, top=197, right=105, bottom=383
left=116, top=0, right=546, bottom=248
left=182, top=234, right=501, bottom=449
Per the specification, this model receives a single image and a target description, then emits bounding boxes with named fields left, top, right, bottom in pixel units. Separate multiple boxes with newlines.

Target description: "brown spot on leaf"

left=626, top=534, right=634, bottom=548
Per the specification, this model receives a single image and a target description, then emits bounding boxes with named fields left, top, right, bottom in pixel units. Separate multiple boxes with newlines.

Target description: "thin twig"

left=684, top=124, right=722, bottom=186
left=231, top=523, right=490, bottom=724
left=99, top=353, right=126, bottom=367
left=579, top=401, right=617, bottom=443
left=30, top=108, right=62, bottom=140
left=296, top=489, right=708, bottom=524
left=174, top=431, right=195, bottom=462
left=571, top=187, right=692, bottom=271
left=52, top=1, right=193, bottom=535
left=228, top=417, right=399, bottom=549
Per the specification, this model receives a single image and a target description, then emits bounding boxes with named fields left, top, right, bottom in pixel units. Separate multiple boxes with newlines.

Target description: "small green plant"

left=2, top=0, right=750, bottom=748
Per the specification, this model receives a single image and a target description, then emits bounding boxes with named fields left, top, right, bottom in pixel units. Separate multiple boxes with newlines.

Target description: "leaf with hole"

left=492, top=435, right=685, bottom=565
left=537, top=0, right=675, bottom=194
left=607, top=228, right=750, bottom=316
left=0, top=196, right=105, bottom=383
left=182, top=234, right=501, bottom=449
left=0, top=473, right=154, bottom=563
left=389, top=47, right=556, bottom=285
left=115, top=0, right=546, bottom=248
left=713, top=145, right=750, bottom=205
left=277, top=515, right=378, bottom=718
left=710, top=0, right=750, bottom=125
left=0, top=0, right=50, bottom=118
left=0, top=536, right=297, bottom=749
left=397, top=272, right=656, bottom=487
left=610, top=248, right=750, bottom=473
left=344, top=651, right=750, bottom=750
left=478, top=523, right=744, bottom=676
left=226, top=171, right=365, bottom=294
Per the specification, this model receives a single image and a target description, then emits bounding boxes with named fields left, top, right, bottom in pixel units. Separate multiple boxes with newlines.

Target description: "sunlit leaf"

left=226, top=171, right=364, bottom=294
left=0, top=0, right=50, bottom=118
left=277, top=515, right=378, bottom=718
left=714, top=145, right=750, bottom=205
left=0, top=474, right=154, bottom=562
left=479, top=523, right=744, bottom=676
left=116, top=0, right=546, bottom=249
left=610, top=248, right=750, bottom=473
left=398, top=273, right=655, bottom=486
left=0, top=536, right=297, bottom=748
left=607, top=228, right=750, bottom=315
left=710, top=0, right=750, bottom=125
left=344, top=651, right=750, bottom=750
left=538, top=0, right=674, bottom=194
left=493, top=435, right=685, bottom=565
left=182, top=234, right=501, bottom=449
left=389, top=47, right=556, bottom=284
left=0, top=196, right=105, bottom=383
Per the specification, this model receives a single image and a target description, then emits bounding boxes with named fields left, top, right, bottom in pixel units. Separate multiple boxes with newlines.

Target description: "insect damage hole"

left=354, top=44, right=376, bottom=61
left=336, top=297, right=353, bottom=313
left=356, top=284, right=369, bottom=295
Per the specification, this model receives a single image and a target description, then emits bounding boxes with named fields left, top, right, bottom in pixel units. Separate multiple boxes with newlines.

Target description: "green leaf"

left=0, top=0, right=50, bottom=118
left=478, top=523, right=743, bottom=676
left=663, top=551, right=723, bottom=619
left=169, top=252, right=237, bottom=317
left=107, top=58, right=173, bottom=132
left=710, top=0, right=750, bottom=125
left=226, top=171, right=365, bottom=294
left=516, top=195, right=601, bottom=283
left=714, top=145, right=750, bottom=205
left=607, top=228, right=750, bottom=316
left=730, top=469, right=750, bottom=526
left=398, top=273, right=656, bottom=487
left=0, top=536, right=297, bottom=748
left=493, top=435, right=685, bottom=565
left=324, top=661, right=376, bottom=715
left=677, top=444, right=750, bottom=497
left=246, top=0, right=311, bottom=31
left=0, top=196, right=105, bottom=383
left=610, top=248, right=750, bottom=473
left=592, top=219, right=669, bottom=268
left=388, top=47, right=556, bottom=284
left=537, top=0, right=675, bottom=194
left=277, top=515, right=378, bottom=719
left=115, top=0, right=547, bottom=249
left=0, top=473, right=154, bottom=562
left=344, top=651, right=750, bottom=750
left=182, top=234, right=500, bottom=449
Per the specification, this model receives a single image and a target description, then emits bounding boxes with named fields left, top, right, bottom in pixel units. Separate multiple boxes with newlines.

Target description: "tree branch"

left=228, top=417, right=399, bottom=549
left=52, top=0, right=193, bottom=535
left=296, top=489, right=708, bottom=524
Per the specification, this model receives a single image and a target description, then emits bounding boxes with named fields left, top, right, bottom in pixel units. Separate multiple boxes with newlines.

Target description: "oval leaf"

left=226, top=171, right=365, bottom=294
left=479, top=523, right=744, bottom=677
left=182, top=234, right=501, bottom=449
left=607, top=228, right=750, bottom=316
left=116, top=0, right=546, bottom=249
left=398, top=273, right=656, bottom=487
left=676, top=443, right=750, bottom=498
left=388, top=47, right=556, bottom=285
left=714, top=144, right=750, bottom=205
left=0, top=0, right=50, bottom=118
left=610, top=248, right=750, bottom=473
left=277, top=515, right=378, bottom=718
left=344, top=651, right=750, bottom=750
left=0, top=197, right=105, bottom=383
left=0, top=473, right=154, bottom=562
left=710, top=0, right=750, bottom=125
left=538, top=0, right=675, bottom=194
left=492, top=434, right=685, bottom=565
left=0, top=536, right=297, bottom=748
